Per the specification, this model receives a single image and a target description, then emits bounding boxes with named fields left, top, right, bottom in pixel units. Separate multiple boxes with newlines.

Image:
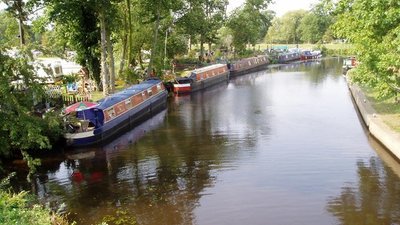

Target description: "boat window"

left=125, top=99, right=131, bottom=108
left=157, top=84, right=162, bottom=91
left=147, top=88, right=152, bottom=96
left=108, top=108, right=116, bottom=119
left=141, top=92, right=147, bottom=100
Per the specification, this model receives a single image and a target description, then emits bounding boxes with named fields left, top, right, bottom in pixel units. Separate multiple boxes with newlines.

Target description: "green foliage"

left=175, top=0, right=226, bottom=60
left=265, top=1, right=334, bottom=45
left=0, top=11, right=20, bottom=47
left=62, top=74, right=79, bottom=84
left=0, top=49, right=63, bottom=167
left=43, top=0, right=102, bottom=87
left=102, top=209, right=137, bottom=225
left=122, top=67, right=143, bottom=85
left=227, top=0, right=273, bottom=54
left=333, top=0, right=400, bottom=97
left=265, top=10, right=307, bottom=44
left=299, top=13, right=323, bottom=43
left=0, top=191, right=49, bottom=225
left=0, top=188, right=73, bottom=225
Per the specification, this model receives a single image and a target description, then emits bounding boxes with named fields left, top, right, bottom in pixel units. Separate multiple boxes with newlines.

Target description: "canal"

left=11, top=58, right=400, bottom=225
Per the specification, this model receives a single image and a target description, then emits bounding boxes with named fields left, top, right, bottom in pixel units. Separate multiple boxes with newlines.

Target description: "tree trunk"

left=127, top=0, right=133, bottom=65
left=106, top=29, right=115, bottom=93
left=119, top=2, right=128, bottom=77
left=100, top=12, right=109, bottom=96
left=18, top=17, right=25, bottom=46
left=15, top=0, right=25, bottom=46
left=188, top=36, right=192, bottom=52
left=138, top=45, right=144, bottom=70
left=147, top=8, right=161, bottom=77
left=200, top=34, right=204, bottom=62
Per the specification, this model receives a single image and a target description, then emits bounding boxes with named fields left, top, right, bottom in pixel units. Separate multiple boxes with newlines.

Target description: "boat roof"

left=235, top=55, right=266, bottom=62
left=96, top=79, right=161, bottom=110
left=192, top=64, right=226, bottom=73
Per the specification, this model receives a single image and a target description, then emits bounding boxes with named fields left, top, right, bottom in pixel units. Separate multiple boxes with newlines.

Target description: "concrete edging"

left=347, top=82, right=400, bottom=160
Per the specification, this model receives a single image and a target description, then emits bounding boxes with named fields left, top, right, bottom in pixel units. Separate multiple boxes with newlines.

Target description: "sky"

left=228, top=0, right=319, bottom=16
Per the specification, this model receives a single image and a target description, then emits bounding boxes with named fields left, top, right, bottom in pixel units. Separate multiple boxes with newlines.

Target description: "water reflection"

left=327, top=136, right=400, bottom=225
left=8, top=58, right=400, bottom=225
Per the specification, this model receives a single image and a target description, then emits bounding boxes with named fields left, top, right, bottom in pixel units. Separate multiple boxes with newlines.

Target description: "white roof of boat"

left=193, top=64, right=226, bottom=73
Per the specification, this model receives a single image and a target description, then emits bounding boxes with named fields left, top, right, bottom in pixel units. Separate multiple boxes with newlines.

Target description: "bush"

left=0, top=190, right=72, bottom=225
left=0, top=174, right=72, bottom=225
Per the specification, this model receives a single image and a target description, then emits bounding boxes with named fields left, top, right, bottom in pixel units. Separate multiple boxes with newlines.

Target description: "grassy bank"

left=361, top=86, right=400, bottom=133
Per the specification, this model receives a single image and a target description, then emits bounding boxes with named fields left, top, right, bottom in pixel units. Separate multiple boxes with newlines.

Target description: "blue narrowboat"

left=64, top=79, right=168, bottom=147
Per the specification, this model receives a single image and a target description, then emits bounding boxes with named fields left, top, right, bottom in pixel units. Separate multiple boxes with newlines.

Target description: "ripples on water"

left=10, top=58, right=400, bottom=225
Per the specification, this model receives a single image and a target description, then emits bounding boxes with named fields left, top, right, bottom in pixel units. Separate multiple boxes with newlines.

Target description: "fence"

left=45, top=85, right=92, bottom=106
left=62, top=94, right=91, bottom=105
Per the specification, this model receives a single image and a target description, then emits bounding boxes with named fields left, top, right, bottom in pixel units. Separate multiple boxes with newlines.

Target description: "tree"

left=265, top=10, right=307, bottom=44
left=264, top=17, right=285, bottom=44
left=175, top=0, right=227, bottom=61
left=1, top=0, right=28, bottom=46
left=332, top=0, right=400, bottom=97
left=43, top=0, right=102, bottom=89
left=227, top=0, right=273, bottom=55
left=0, top=11, right=20, bottom=47
left=136, top=0, right=181, bottom=77
left=0, top=48, right=62, bottom=169
left=280, top=10, right=307, bottom=44
left=298, top=1, right=333, bottom=44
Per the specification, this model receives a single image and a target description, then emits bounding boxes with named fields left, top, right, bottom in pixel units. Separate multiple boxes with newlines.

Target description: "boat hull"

left=173, top=71, right=229, bottom=94
left=278, top=53, right=301, bottom=63
left=190, top=71, right=229, bottom=92
left=230, top=63, right=269, bottom=77
left=65, top=90, right=168, bottom=147
left=173, top=83, right=192, bottom=94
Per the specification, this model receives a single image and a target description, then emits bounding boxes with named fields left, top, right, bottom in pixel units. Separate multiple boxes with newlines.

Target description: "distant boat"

left=342, top=57, right=358, bottom=74
left=173, top=64, right=229, bottom=94
left=277, top=52, right=301, bottom=63
left=300, top=50, right=322, bottom=60
left=64, top=79, right=168, bottom=147
left=229, top=55, right=269, bottom=77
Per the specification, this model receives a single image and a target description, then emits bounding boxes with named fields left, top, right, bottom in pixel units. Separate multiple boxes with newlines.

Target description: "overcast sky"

left=228, top=0, right=319, bottom=16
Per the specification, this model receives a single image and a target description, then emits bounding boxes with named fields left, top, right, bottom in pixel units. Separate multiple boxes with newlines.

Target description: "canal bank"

left=347, top=81, right=400, bottom=160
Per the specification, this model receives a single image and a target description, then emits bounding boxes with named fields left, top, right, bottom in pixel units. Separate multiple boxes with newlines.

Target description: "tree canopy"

left=227, top=0, right=273, bottom=54
left=332, top=0, right=400, bottom=97
left=0, top=48, right=62, bottom=168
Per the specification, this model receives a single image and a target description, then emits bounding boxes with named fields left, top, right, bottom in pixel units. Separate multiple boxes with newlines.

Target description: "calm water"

left=11, top=58, right=400, bottom=225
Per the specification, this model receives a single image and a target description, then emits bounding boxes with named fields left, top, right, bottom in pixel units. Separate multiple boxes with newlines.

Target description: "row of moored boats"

left=64, top=53, right=318, bottom=147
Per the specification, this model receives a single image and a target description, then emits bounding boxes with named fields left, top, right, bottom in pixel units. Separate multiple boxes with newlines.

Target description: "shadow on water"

left=10, top=80, right=261, bottom=225
left=326, top=135, right=400, bottom=225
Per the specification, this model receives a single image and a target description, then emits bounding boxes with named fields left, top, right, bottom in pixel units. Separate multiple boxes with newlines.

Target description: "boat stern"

left=173, top=83, right=192, bottom=94
left=64, top=130, right=99, bottom=147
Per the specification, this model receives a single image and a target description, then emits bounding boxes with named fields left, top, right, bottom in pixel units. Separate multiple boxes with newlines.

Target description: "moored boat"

left=229, top=55, right=269, bottom=77
left=173, top=64, right=229, bottom=94
left=300, top=50, right=322, bottom=60
left=64, top=79, right=168, bottom=147
left=342, top=56, right=358, bottom=74
left=277, top=52, right=301, bottom=63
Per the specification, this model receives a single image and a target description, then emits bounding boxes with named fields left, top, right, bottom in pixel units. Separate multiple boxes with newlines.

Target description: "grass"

left=361, top=86, right=400, bottom=133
